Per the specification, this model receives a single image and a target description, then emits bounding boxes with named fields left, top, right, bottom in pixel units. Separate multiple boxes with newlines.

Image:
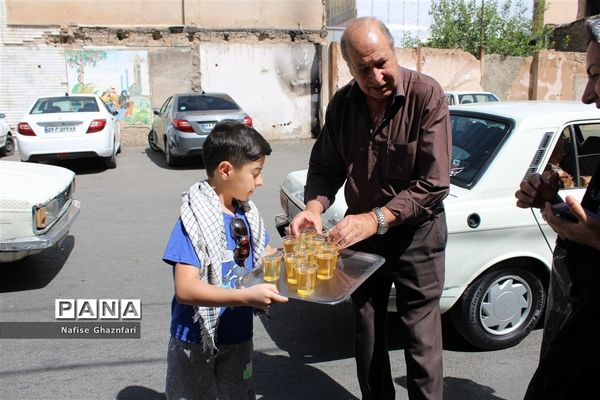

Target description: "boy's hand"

left=241, top=284, right=288, bottom=311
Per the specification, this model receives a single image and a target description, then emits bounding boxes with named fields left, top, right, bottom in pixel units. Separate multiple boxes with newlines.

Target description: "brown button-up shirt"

left=305, top=66, right=451, bottom=225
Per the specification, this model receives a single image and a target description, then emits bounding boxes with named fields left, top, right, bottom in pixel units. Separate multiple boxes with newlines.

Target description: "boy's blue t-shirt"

left=162, top=212, right=269, bottom=345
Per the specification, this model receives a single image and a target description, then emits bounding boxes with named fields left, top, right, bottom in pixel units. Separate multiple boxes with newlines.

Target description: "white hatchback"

left=276, top=101, right=600, bottom=350
left=16, top=95, right=121, bottom=168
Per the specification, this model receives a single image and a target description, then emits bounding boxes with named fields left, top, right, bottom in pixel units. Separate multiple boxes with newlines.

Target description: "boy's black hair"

left=203, top=120, right=272, bottom=177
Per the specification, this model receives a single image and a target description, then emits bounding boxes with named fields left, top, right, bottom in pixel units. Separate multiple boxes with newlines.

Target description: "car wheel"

left=104, top=145, right=117, bottom=169
left=148, top=130, right=160, bottom=152
left=0, top=135, right=14, bottom=156
left=165, top=140, right=178, bottom=167
left=450, top=266, right=546, bottom=350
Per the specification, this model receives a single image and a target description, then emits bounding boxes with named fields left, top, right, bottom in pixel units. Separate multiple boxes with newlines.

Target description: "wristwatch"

left=372, top=207, right=389, bottom=235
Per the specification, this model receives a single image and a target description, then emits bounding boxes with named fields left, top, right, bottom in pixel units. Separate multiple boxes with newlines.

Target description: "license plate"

left=201, top=122, right=216, bottom=130
left=45, top=126, right=76, bottom=133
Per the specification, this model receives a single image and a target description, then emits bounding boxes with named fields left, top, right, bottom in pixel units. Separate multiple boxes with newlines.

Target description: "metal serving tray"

left=239, top=249, right=385, bottom=304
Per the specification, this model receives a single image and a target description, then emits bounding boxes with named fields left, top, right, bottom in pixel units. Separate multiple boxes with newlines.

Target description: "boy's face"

left=228, top=156, right=266, bottom=202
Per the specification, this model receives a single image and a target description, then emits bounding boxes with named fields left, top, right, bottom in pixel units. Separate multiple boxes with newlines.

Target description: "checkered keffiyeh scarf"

left=180, top=180, right=266, bottom=352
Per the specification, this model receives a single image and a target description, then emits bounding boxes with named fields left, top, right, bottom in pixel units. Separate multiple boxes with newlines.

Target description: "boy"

left=162, top=120, right=288, bottom=400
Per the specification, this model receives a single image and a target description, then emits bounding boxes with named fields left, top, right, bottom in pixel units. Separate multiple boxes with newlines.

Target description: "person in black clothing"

left=515, top=16, right=600, bottom=400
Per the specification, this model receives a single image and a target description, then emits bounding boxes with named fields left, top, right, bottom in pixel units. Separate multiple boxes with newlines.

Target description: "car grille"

left=55, top=183, right=73, bottom=213
left=279, top=190, right=289, bottom=215
left=280, top=190, right=302, bottom=219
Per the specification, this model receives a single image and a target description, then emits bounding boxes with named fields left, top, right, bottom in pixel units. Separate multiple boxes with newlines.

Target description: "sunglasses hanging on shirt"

left=230, top=217, right=250, bottom=267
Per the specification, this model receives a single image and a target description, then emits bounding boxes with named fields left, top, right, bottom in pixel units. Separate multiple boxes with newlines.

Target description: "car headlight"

left=34, top=181, right=74, bottom=231
left=35, top=198, right=62, bottom=230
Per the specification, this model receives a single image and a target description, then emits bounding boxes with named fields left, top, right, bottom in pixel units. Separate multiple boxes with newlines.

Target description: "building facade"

left=1, top=0, right=326, bottom=139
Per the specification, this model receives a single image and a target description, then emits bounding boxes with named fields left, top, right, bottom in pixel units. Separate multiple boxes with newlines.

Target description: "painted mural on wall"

left=66, top=49, right=151, bottom=125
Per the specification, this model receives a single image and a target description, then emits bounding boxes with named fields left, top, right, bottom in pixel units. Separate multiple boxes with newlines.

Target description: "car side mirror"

left=0, top=113, right=5, bottom=119
left=111, top=110, right=119, bottom=116
left=153, top=109, right=160, bottom=116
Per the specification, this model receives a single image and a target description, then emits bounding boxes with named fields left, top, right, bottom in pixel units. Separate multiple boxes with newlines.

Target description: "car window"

left=445, top=94, right=455, bottom=106
left=545, top=128, right=579, bottom=189
left=450, top=114, right=511, bottom=188
left=177, top=95, right=239, bottom=112
left=100, top=99, right=114, bottom=114
left=474, top=94, right=499, bottom=103
left=458, top=95, right=475, bottom=104
left=159, top=96, right=173, bottom=114
left=30, top=97, right=98, bottom=114
left=573, top=123, right=600, bottom=187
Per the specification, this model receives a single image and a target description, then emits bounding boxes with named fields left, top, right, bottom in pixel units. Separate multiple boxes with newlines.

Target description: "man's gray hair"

left=340, top=17, right=395, bottom=62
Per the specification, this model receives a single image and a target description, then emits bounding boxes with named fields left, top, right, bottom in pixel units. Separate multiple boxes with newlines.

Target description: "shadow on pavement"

left=0, top=235, right=74, bottom=293
left=116, top=385, right=165, bottom=400
left=254, top=352, right=358, bottom=400
left=259, top=299, right=355, bottom=363
left=261, top=298, right=482, bottom=365
left=395, top=376, right=507, bottom=400
left=143, top=147, right=205, bottom=170
left=39, top=157, right=113, bottom=175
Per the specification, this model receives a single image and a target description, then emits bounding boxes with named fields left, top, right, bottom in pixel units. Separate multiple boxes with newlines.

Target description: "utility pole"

left=479, top=0, right=485, bottom=61
left=532, top=0, right=546, bottom=45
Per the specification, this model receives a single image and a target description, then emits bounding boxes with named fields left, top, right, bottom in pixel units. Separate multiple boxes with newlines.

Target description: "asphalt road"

left=0, top=141, right=541, bottom=400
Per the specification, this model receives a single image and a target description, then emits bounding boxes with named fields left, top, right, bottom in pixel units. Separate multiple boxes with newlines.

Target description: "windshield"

left=30, top=97, right=99, bottom=114
left=450, top=113, right=511, bottom=188
left=177, top=95, right=240, bottom=112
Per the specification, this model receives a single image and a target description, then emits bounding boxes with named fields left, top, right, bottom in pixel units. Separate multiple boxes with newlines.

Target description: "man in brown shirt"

left=289, top=17, right=451, bottom=400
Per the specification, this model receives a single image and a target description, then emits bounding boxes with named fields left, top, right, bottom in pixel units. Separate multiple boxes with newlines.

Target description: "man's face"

left=582, top=41, right=600, bottom=109
left=345, top=28, right=399, bottom=101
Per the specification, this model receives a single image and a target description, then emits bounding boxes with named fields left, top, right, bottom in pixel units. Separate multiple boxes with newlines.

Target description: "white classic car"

left=0, top=160, right=80, bottom=262
left=444, top=91, right=500, bottom=105
left=276, top=101, right=600, bottom=350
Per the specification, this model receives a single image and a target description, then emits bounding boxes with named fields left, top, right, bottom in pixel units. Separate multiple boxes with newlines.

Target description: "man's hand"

left=543, top=196, right=600, bottom=250
left=328, top=212, right=378, bottom=249
left=515, top=172, right=560, bottom=209
left=289, top=200, right=324, bottom=237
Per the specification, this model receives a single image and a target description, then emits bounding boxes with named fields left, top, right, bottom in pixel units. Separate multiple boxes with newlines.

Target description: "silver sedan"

left=148, top=92, right=253, bottom=167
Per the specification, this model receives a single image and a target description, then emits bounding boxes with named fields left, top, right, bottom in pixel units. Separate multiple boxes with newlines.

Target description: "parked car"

left=0, top=160, right=80, bottom=262
left=16, top=95, right=121, bottom=168
left=148, top=92, right=253, bottom=166
left=445, top=91, right=500, bottom=105
left=275, top=101, right=600, bottom=350
left=0, top=112, right=15, bottom=156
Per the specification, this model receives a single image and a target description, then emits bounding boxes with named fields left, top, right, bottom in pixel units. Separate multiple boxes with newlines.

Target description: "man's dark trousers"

left=351, top=212, right=447, bottom=400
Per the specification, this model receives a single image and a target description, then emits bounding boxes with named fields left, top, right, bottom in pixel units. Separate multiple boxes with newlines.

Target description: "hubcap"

left=479, top=275, right=532, bottom=336
left=149, top=132, right=158, bottom=149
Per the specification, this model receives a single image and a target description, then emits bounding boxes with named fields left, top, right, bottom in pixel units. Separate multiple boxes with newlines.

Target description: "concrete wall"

left=6, top=0, right=182, bottom=26
left=188, top=0, right=323, bottom=30
left=545, top=0, right=578, bottom=25
left=6, top=0, right=324, bottom=30
left=199, top=42, right=318, bottom=138
left=148, top=48, right=195, bottom=109
left=532, top=50, right=587, bottom=101
left=328, top=44, right=586, bottom=104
